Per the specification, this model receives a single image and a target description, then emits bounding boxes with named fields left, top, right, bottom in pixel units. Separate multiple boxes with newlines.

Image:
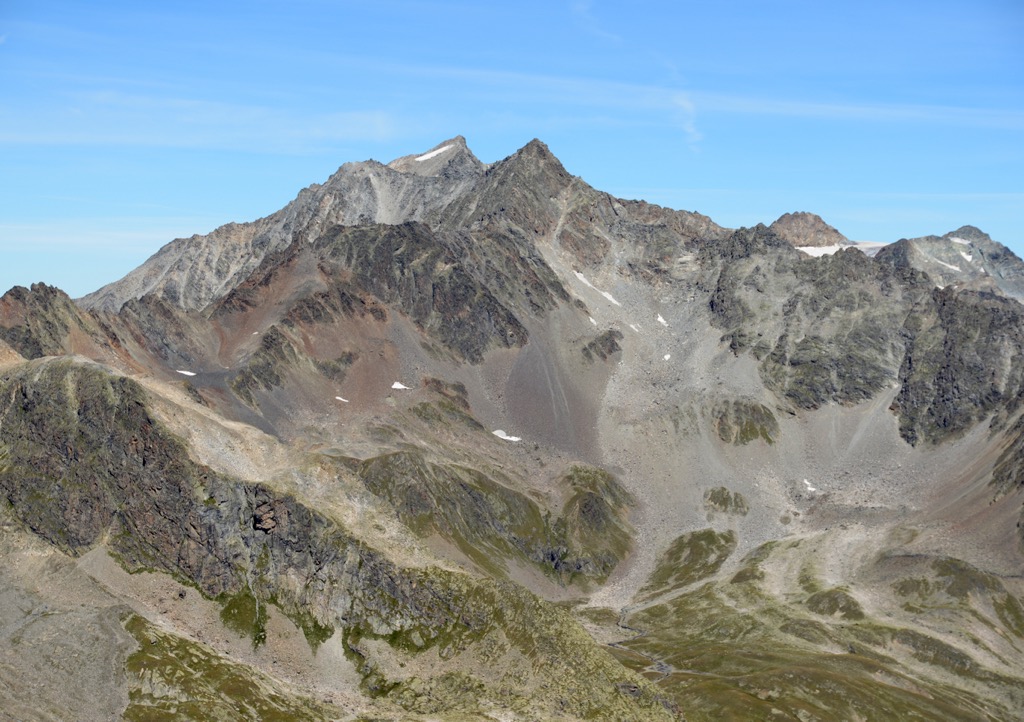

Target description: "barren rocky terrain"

left=2, top=137, right=1023, bottom=720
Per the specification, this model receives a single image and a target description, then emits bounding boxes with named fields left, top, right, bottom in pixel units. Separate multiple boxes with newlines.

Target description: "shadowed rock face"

left=0, top=283, right=100, bottom=359
left=3, top=137, right=1024, bottom=720
left=697, top=225, right=1024, bottom=445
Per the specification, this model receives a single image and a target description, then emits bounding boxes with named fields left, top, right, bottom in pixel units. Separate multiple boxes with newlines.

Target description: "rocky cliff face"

left=876, top=225, right=1024, bottom=301
left=2, top=137, right=1024, bottom=720
left=0, top=357, right=673, bottom=719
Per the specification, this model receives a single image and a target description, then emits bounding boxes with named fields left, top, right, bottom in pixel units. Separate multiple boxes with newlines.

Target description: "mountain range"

left=1, top=136, right=1023, bottom=721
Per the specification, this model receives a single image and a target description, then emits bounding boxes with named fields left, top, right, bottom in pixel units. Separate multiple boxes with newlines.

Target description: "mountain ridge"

left=2, top=136, right=1024, bottom=720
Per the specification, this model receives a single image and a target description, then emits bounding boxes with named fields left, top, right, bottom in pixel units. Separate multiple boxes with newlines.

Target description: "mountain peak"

left=875, top=225, right=1024, bottom=301
left=769, top=211, right=849, bottom=248
left=513, top=137, right=563, bottom=168
left=385, top=135, right=483, bottom=177
left=944, top=225, right=991, bottom=244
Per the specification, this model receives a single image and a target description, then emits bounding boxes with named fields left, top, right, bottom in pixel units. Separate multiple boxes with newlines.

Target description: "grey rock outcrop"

left=876, top=225, right=1024, bottom=301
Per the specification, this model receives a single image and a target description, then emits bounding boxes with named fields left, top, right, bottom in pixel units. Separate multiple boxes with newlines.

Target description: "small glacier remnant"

left=415, top=144, right=452, bottom=161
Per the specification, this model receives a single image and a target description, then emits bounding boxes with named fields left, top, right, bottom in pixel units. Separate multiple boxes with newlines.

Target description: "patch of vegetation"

left=180, top=379, right=206, bottom=405
left=314, top=351, right=358, bottom=381
left=219, top=588, right=268, bottom=649
left=702, top=486, right=749, bottom=516
left=623, top=573, right=1009, bottom=721
left=797, top=561, right=823, bottom=594
left=357, top=454, right=634, bottom=585
left=553, top=466, right=635, bottom=584
left=932, top=557, right=1002, bottom=599
left=994, top=594, right=1024, bottom=639
left=582, top=329, right=624, bottom=362
left=280, top=604, right=335, bottom=653
left=410, top=399, right=484, bottom=430
left=806, top=587, right=865, bottom=620
left=639, top=529, right=737, bottom=600
left=729, top=541, right=777, bottom=585
left=123, top=614, right=338, bottom=721
left=713, top=400, right=778, bottom=445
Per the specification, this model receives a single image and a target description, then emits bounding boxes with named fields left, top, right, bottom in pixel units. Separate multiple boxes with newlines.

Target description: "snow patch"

left=850, top=240, right=888, bottom=257
left=951, top=237, right=971, bottom=246
left=803, top=478, right=817, bottom=493
left=796, top=245, right=844, bottom=257
left=335, top=396, right=349, bottom=403
left=589, top=316, right=598, bottom=326
left=391, top=381, right=411, bottom=390
left=930, top=257, right=961, bottom=272
left=574, top=271, right=595, bottom=289
left=574, top=271, right=621, bottom=306
left=657, top=314, right=668, bottom=327
left=628, top=323, right=640, bottom=333
left=175, top=370, right=197, bottom=377
left=959, top=251, right=973, bottom=263
left=492, top=430, right=521, bottom=442
left=663, top=354, right=671, bottom=361
left=415, top=144, right=452, bottom=162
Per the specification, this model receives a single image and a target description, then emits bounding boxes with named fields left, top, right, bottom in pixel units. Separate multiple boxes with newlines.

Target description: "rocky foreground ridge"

left=2, top=137, right=1024, bottom=720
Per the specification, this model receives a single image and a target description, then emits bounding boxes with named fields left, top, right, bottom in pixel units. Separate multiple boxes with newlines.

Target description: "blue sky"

left=2, top=0, right=1022, bottom=298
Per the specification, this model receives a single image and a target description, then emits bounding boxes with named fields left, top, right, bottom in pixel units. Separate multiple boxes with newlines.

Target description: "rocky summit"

left=2, top=137, right=1024, bottom=721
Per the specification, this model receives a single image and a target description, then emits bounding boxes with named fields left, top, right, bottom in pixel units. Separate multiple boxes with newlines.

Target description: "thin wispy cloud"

left=570, top=1, right=621, bottom=44
left=0, top=217, right=228, bottom=251
left=672, top=94, right=702, bottom=148
left=321, top=59, right=1024, bottom=132
left=0, top=92, right=401, bottom=151
left=691, top=92, right=1024, bottom=130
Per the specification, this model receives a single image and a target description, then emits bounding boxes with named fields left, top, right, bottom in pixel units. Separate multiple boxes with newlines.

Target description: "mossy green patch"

left=410, top=399, right=484, bottom=430
left=994, top=594, right=1024, bottom=639
left=123, top=614, right=338, bottom=721
left=638, top=529, right=737, bottom=601
left=581, top=329, right=624, bottom=362
left=702, top=486, right=749, bottom=516
left=713, top=400, right=778, bottom=445
left=624, top=583, right=1004, bottom=721
left=313, top=351, right=358, bottom=381
left=219, top=588, right=268, bottom=649
left=806, top=587, right=865, bottom=620
left=932, top=558, right=1002, bottom=599
left=357, top=454, right=634, bottom=585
